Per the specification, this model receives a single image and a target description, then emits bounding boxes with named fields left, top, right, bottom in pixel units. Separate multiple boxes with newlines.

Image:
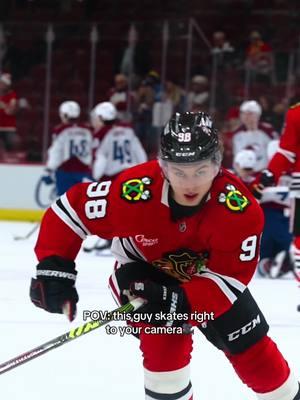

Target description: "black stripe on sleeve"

left=120, top=238, right=143, bottom=263
left=56, top=198, right=88, bottom=236
left=127, top=237, right=144, bottom=259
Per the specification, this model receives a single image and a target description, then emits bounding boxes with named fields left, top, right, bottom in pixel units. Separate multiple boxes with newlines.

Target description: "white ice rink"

left=0, top=221, right=299, bottom=399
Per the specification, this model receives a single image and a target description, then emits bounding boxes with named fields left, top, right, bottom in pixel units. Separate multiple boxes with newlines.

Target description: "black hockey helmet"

left=160, top=111, right=219, bottom=163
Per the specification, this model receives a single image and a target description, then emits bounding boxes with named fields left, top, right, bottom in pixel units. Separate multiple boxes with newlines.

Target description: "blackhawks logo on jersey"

left=121, top=176, right=152, bottom=202
left=218, top=184, right=250, bottom=213
left=152, top=249, right=209, bottom=282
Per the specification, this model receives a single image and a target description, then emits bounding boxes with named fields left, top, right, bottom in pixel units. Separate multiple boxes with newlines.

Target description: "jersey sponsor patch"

left=121, top=176, right=152, bottom=202
left=218, top=184, right=250, bottom=213
left=152, top=248, right=209, bottom=282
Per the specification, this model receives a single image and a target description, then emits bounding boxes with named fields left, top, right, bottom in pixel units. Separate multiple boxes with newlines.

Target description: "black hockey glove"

left=252, top=169, right=275, bottom=200
left=260, top=169, right=275, bottom=187
left=130, top=280, right=190, bottom=327
left=114, top=261, right=180, bottom=305
left=30, top=256, right=79, bottom=321
left=115, top=261, right=180, bottom=286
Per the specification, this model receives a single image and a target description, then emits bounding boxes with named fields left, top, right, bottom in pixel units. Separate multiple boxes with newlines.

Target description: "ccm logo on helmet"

left=175, top=152, right=196, bottom=157
left=227, top=314, right=261, bottom=341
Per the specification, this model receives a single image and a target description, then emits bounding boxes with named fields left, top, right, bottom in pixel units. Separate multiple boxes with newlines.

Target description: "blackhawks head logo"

left=218, top=184, right=250, bottom=212
left=121, top=176, right=152, bottom=202
left=152, top=249, right=209, bottom=282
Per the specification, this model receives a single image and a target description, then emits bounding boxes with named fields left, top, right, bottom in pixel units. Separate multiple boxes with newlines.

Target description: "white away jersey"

left=93, top=125, right=147, bottom=179
left=232, top=122, right=278, bottom=172
left=47, top=123, right=93, bottom=170
left=260, top=175, right=291, bottom=208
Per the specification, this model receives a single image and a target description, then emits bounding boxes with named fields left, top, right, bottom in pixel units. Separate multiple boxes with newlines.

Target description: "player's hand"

left=114, top=261, right=179, bottom=305
left=41, top=169, right=55, bottom=185
left=29, top=256, right=79, bottom=321
left=130, top=280, right=190, bottom=327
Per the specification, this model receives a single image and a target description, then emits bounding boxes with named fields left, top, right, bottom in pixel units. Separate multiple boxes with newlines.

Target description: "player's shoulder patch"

left=121, top=176, right=152, bottom=202
left=218, top=183, right=250, bottom=213
left=290, top=102, right=300, bottom=110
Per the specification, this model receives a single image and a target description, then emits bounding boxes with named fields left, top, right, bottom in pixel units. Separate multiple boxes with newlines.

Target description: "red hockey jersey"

left=268, top=103, right=300, bottom=181
left=35, top=160, right=264, bottom=317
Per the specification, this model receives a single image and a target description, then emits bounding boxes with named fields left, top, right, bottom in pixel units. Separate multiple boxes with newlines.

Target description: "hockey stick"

left=0, top=297, right=144, bottom=375
left=13, top=223, right=40, bottom=241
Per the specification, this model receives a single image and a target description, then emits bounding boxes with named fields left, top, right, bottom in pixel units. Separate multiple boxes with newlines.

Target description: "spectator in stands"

left=118, top=25, right=150, bottom=88
left=245, top=31, right=274, bottom=83
left=258, top=94, right=277, bottom=126
left=211, top=31, right=235, bottom=70
left=133, top=79, right=155, bottom=152
left=144, top=70, right=163, bottom=102
left=185, top=75, right=209, bottom=113
left=272, top=101, right=286, bottom=132
left=231, top=100, right=278, bottom=171
left=0, top=72, right=19, bottom=152
left=223, top=87, right=246, bottom=133
left=108, top=73, right=135, bottom=122
left=163, top=78, right=185, bottom=114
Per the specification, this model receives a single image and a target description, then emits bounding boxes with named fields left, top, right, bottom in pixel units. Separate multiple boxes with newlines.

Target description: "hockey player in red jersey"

left=265, top=103, right=300, bottom=300
left=30, top=112, right=299, bottom=399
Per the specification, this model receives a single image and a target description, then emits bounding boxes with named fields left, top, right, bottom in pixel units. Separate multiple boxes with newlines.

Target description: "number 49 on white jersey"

left=93, top=126, right=147, bottom=180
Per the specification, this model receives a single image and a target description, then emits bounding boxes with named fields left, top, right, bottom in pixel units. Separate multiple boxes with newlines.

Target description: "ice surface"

left=0, top=221, right=299, bottom=399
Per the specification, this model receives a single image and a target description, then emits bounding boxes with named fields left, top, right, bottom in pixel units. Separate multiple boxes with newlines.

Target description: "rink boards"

left=0, top=163, right=52, bottom=221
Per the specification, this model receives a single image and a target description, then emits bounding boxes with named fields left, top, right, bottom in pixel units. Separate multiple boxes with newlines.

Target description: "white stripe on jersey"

left=52, top=201, right=87, bottom=240
left=277, top=146, right=296, bottom=163
left=128, top=236, right=147, bottom=259
left=60, top=193, right=92, bottom=236
left=200, top=273, right=238, bottom=303
left=200, top=268, right=246, bottom=293
left=111, top=237, right=146, bottom=264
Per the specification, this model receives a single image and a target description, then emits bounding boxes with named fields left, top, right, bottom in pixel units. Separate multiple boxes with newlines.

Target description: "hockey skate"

left=269, top=251, right=294, bottom=278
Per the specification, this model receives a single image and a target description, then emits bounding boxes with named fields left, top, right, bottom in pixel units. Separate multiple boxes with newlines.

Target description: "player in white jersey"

left=92, top=102, right=147, bottom=181
left=83, top=102, right=147, bottom=254
left=42, top=101, right=94, bottom=196
left=231, top=100, right=278, bottom=171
